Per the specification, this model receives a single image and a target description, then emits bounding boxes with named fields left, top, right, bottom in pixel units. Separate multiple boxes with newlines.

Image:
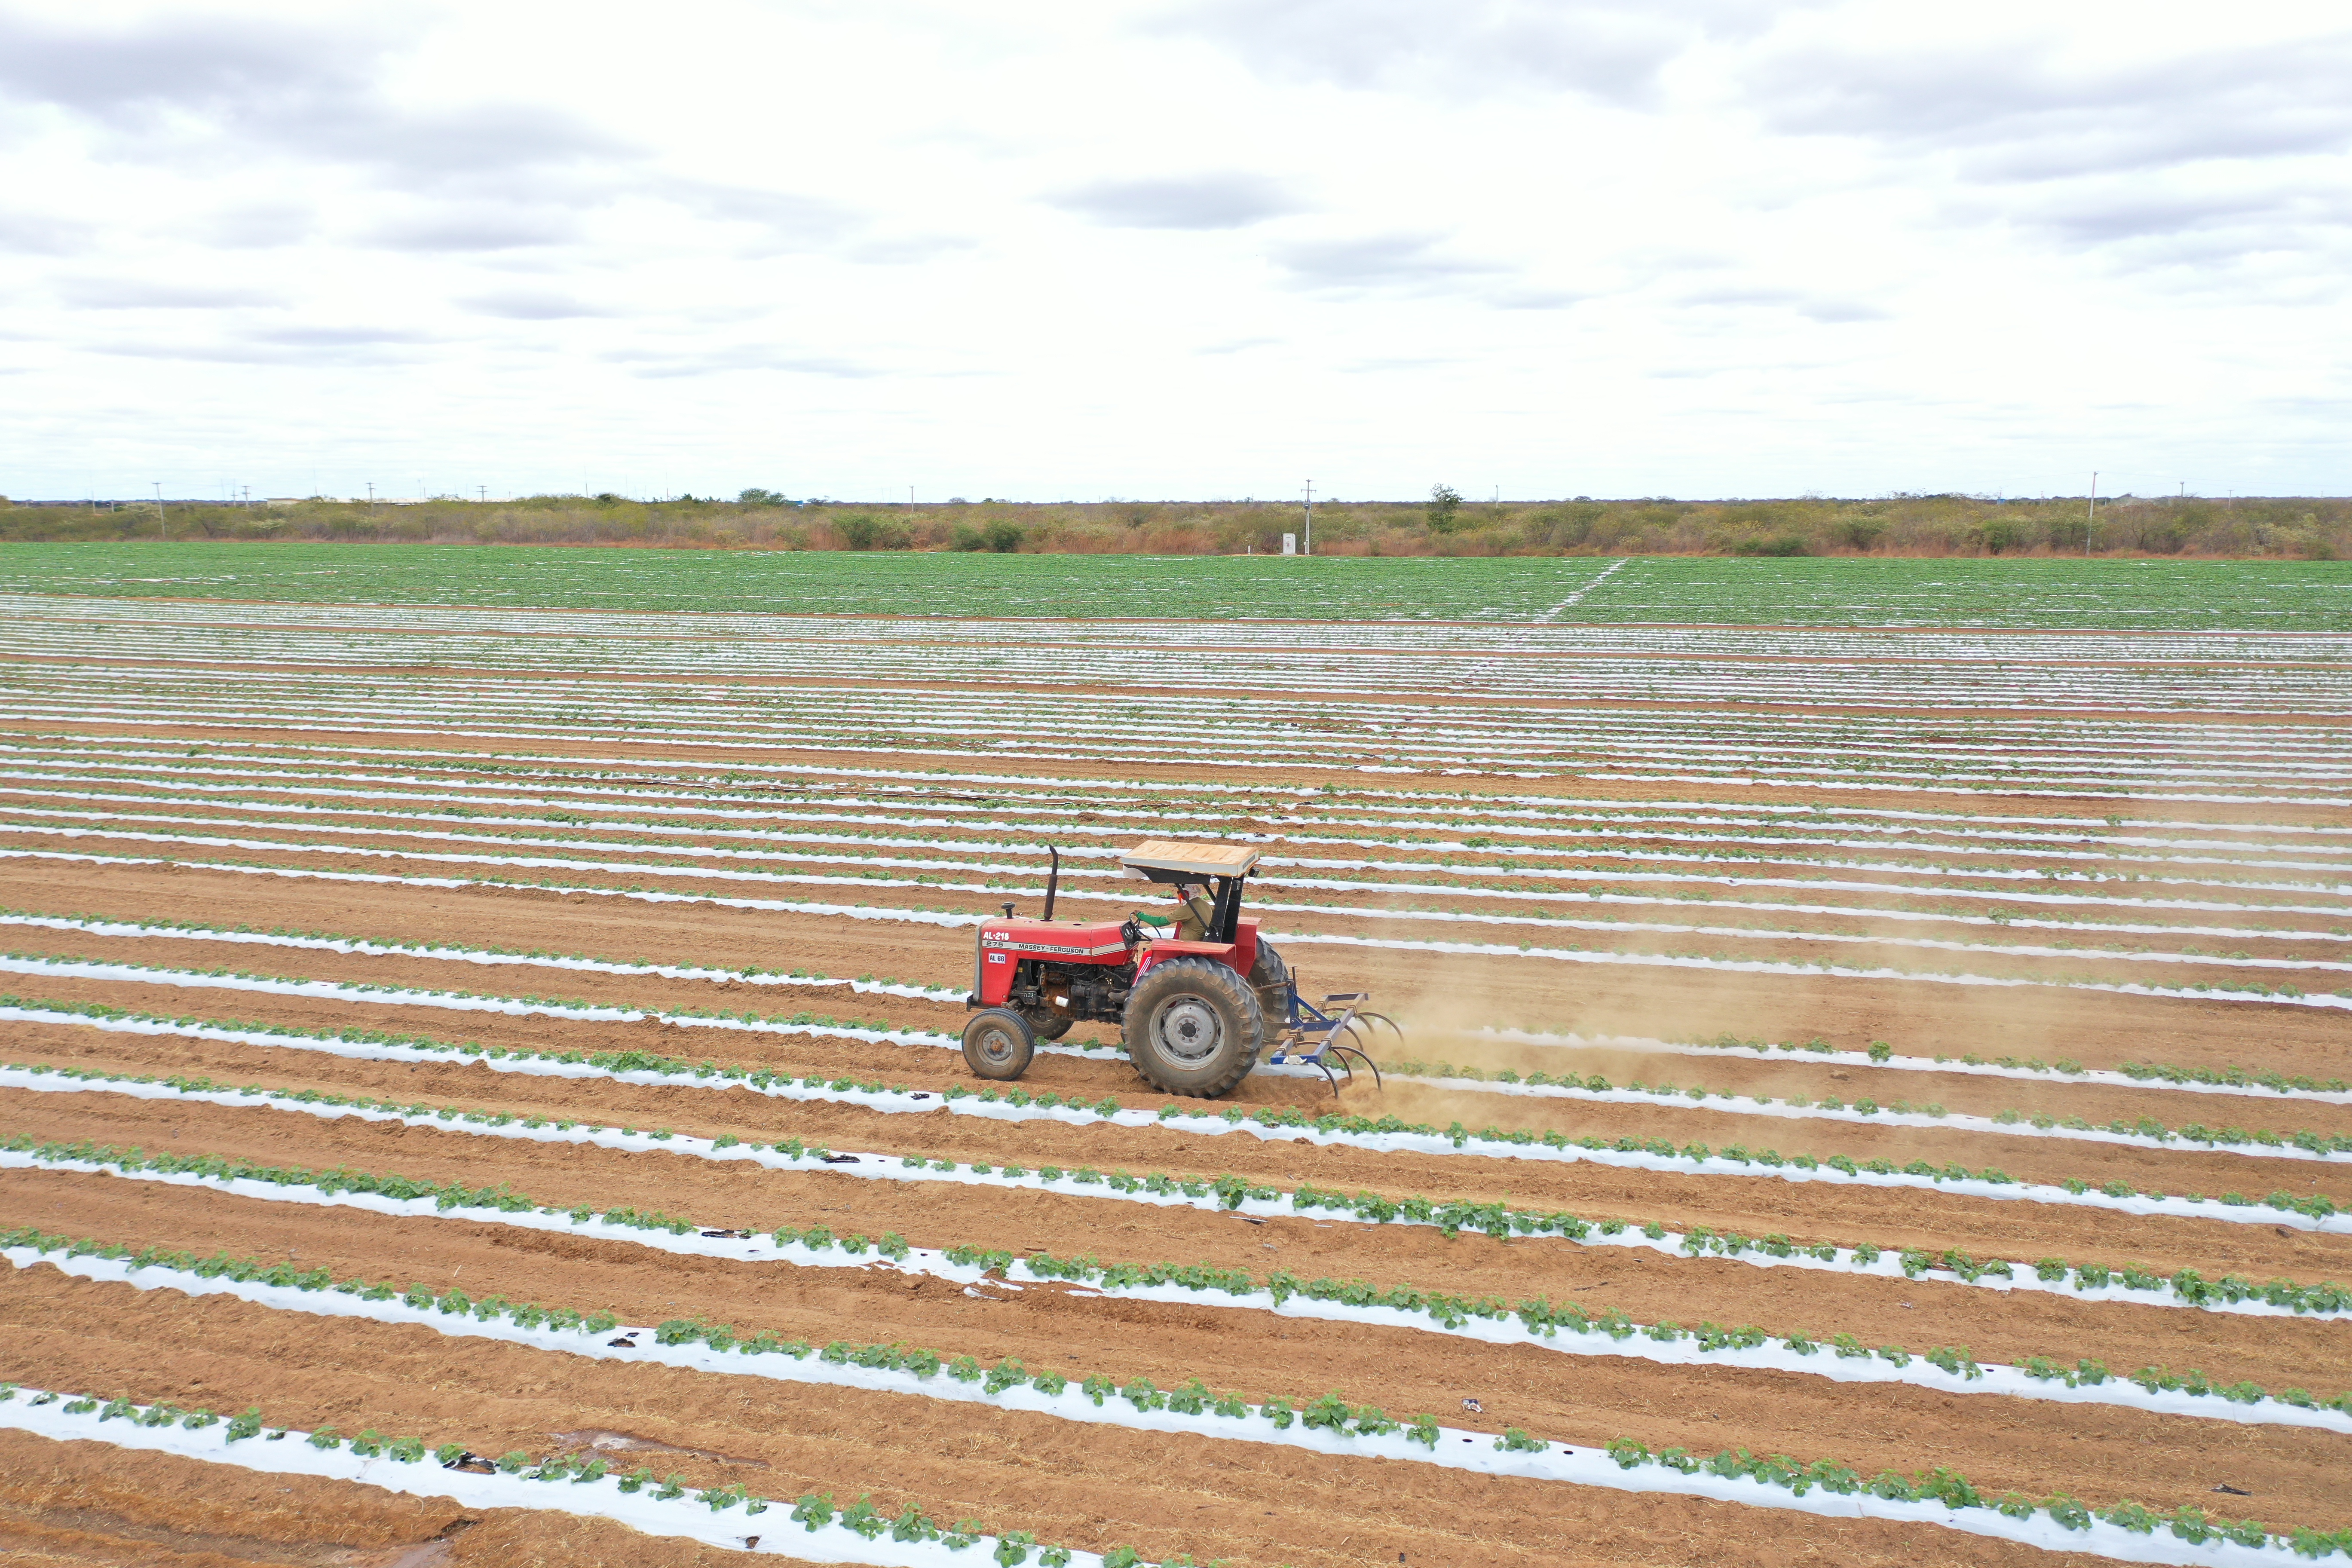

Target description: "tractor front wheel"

left=962, top=1008, right=1035, bottom=1081
left=1123, top=957, right=1266, bottom=1099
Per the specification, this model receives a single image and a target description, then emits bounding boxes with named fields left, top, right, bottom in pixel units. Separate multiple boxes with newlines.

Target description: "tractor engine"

left=970, top=914, right=1142, bottom=1038
left=1005, top=959, right=1132, bottom=1029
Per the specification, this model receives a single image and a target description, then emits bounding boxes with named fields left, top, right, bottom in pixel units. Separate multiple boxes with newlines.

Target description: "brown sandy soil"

left=2, top=624, right=2347, bottom=1564
left=0, top=1427, right=865, bottom=1568
left=10, top=1009, right=2351, bottom=1269
left=9, top=714, right=2348, bottom=829
left=14, top=781, right=2337, bottom=910
left=12, top=828, right=2331, bottom=1012
left=8, top=983, right=2349, bottom=1214
left=7, top=923, right=2350, bottom=1146
left=13, top=815, right=2344, bottom=982
left=4, top=858, right=2346, bottom=1083
left=6, top=1071, right=2345, bottom=1330
left=15, top=790, right=2334, bottom=913
left=10, top=1163, right=2348, bottom=1444
left=9, top=780, right=2336, bottom=898
left=3, top=1211, right=2346, bottom=1551
left=0, top=1272, right=2154, bottom=1568
left=9, top=992, right=2350, bottom=1222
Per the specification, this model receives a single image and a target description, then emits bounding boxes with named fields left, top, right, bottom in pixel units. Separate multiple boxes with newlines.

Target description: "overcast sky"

left=3, top=0, right=2347, bottom=502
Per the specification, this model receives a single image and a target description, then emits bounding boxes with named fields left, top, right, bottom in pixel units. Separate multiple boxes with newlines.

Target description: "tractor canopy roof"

left=1121, top=840, right=1261, bottom=884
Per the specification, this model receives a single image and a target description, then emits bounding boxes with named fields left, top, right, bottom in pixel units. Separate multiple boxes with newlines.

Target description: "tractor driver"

left=1170, top=881, right=1217, bottom=940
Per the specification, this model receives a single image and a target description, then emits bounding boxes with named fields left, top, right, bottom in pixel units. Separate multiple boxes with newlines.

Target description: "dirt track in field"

left=3, top=603, right=2348, bottom=1565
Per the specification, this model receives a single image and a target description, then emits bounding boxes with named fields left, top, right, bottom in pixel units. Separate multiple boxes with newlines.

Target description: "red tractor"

left=960, top=840, right=1391, bottom=1098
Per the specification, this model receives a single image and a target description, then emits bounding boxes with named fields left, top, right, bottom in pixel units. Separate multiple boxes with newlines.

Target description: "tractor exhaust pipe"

left=1041, top=845, right=1061, bottom=921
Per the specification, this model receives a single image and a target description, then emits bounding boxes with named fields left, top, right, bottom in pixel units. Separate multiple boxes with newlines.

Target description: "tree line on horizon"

left=5, top=489, right=2344, bottom=560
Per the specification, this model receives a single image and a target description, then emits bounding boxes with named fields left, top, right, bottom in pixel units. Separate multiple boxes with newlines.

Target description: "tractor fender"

left=1133, top=924, right=1258, bottom=982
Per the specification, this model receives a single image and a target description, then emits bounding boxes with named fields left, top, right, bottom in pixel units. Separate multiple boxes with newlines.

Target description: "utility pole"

left=478, top=486, right=486, bottom=504
left=367, top=481, right=376, bottom=516
left=241, top=484, right=251, bottom=510
left=152, top=482, right=166, bottom=538
left=2086, top=471, right=2096, bottom=557
left=1302, top=480, right=1314, bottom=557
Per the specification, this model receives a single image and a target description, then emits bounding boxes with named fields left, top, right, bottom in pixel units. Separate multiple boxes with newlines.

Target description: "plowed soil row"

left=10, top=1012, right=2346, bottom=1285
left=15, top=925, right=2352, bottom=1142
left=15, top=815, right=2332, bottom=991
left=18, top=713, right=2350, bottom=829
left=6, top=631, right=2348, bottom=1567
left=12, top=977, right=2348, bottom=1217
left=7, top=858, right=2343, bottom=1084
left=6, top=1062, right=2344, bottom=1384
left=18, top=785, right=2337, bottom=911
left=21, top=791, right=2341, bottom=952
left=23, top=782, right=2334, bottom=905
left=2, top=1261, right=2146, bottom=1568
left=5, top=1167, right=2346, bottom=1549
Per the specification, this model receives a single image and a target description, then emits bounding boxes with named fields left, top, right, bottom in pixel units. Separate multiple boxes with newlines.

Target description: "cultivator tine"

left=1327, top=1043, right=1383, bottom=1091
left=1354, top=1009, right=1406, bottom=1042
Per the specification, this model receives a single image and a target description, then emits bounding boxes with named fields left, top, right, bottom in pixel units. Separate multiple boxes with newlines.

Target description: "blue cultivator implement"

left=1265, top=987, right=1399, bottom=1096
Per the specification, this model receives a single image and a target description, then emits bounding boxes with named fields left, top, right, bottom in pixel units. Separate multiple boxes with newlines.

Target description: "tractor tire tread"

left=1122, top=956, right=1265, bottom=1099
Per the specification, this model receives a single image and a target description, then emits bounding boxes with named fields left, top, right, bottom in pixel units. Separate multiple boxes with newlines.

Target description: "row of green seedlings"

left=37, top=842, right=2335, bottom=1004
left=9, top=1039, right=2349, bottom=1314
left=0, top=1386, right=1093, bottom=1567
left=12, top=1149, right=2349, bottom=1421
left=41, top=905, right=2337, bottom=1097
left=8, top=993, right=2342, bottom=1221
left=1592, top=1437, right=2343, bottom=1557
left=0, top=907, right=952, bottom=996
left=0, top=1226, right=1453, bottom=1442
left=14, top=952, right=2349, bottom=1179
left=1674, top=1032, right=2352, bottom=1096
left=11, top=1260, right=2341, bottom=1560
left=1374, top=1053, right=2352, bottom=1158
left=28, top=733, right=2244, bottom=820
left=21, top=1101, right=2350, bottom=1323
left=0, top=949, right=938, bottom=1038
left=78, top=824, right=2352, bottom=1010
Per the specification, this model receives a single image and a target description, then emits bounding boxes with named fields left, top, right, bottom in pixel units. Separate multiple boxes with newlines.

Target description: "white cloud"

left=1051, top=172, right=1303, bottom=229
left=0, top=0, right=2345, bottom=500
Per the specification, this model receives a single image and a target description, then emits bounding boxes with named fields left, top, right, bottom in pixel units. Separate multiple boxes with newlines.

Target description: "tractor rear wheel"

left=1123, top=957, right=1265, bottom=1098
left=1249, top=940, right=1290, bottom=1029
left=961, top=1008, right=1035, bottom=1080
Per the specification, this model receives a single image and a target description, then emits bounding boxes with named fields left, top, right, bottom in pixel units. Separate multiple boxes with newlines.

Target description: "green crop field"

left=5, top=541, right=2351, bottom=629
